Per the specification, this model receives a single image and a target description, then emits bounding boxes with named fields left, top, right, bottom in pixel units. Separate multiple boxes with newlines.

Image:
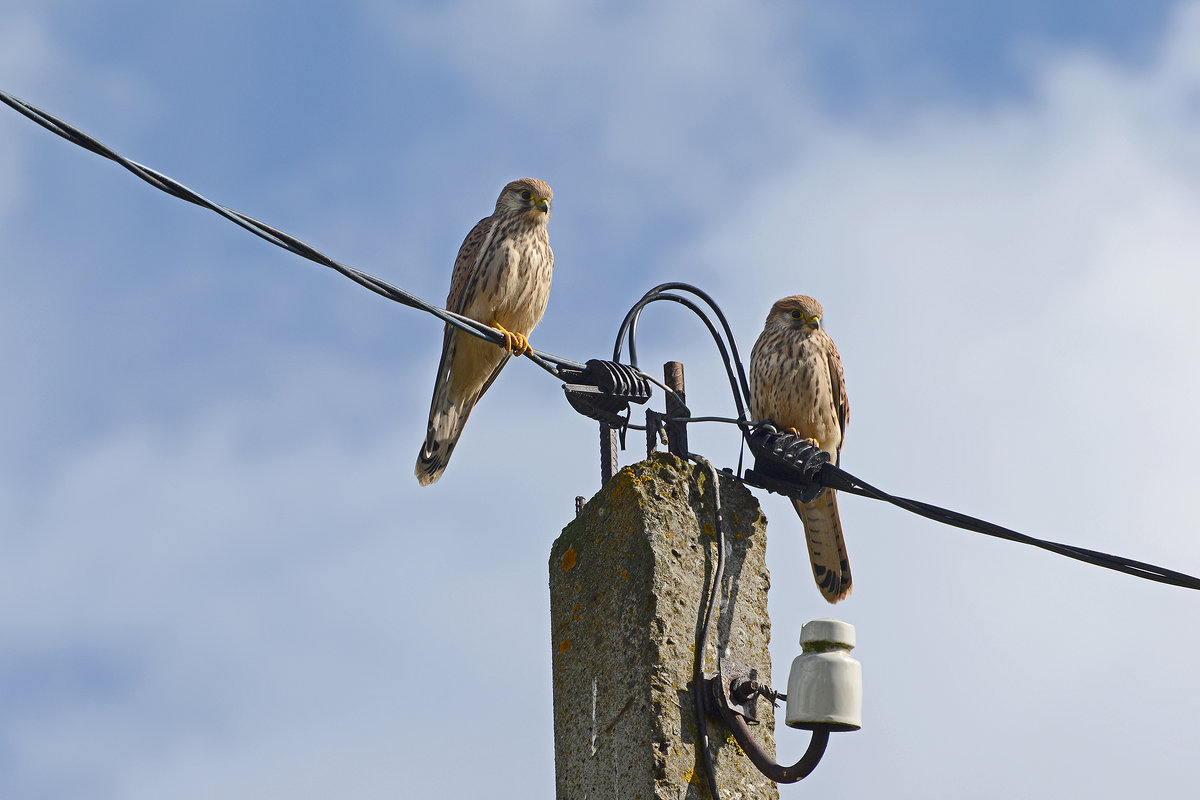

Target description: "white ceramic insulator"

left=785, top=618, right=862, bottom=732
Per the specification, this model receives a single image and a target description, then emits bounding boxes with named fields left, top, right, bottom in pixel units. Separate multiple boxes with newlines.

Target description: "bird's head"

left=767, top=294, right=824, bottom=335
left=496, top=178, right=553, bottom=220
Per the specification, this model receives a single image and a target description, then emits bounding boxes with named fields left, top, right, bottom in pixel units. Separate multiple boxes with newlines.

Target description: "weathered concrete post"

left=549, top=452, right=779, bottom=799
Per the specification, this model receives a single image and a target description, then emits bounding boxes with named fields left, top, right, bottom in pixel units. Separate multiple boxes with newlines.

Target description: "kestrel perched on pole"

left=749, top=295, right=852, bottom=603
left=415, top=178, right=555, bottom=486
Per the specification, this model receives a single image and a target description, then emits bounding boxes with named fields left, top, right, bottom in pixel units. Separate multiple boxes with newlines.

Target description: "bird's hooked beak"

left=807, top=316, right=821, bottom=329
left=535, top=196, right=551, bottom=213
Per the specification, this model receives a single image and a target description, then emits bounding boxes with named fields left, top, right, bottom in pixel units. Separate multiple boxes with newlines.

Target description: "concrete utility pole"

left=549, top=452, right=780, bottom=799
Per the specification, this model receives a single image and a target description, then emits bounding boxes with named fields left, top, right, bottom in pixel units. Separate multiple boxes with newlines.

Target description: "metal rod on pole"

left=664, top=361, right=688, bottom=457
left=600, top=424, right=619, bottom=485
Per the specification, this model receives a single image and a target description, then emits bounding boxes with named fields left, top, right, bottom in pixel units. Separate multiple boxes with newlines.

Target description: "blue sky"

left=3, top=2, right=1200, bottom=797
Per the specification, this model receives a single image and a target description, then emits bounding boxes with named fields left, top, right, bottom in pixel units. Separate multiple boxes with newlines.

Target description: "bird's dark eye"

left=520, top=190, right=532, bottom=201
left=789, top=310, right=804, bottom=320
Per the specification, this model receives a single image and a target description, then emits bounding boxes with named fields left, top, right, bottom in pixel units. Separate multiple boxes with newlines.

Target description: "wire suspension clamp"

left=742, top=423, right=831, bottom=504
left=561, top=359, right=653, bottom=428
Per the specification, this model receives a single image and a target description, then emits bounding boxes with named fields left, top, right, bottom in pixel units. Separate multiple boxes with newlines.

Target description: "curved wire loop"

left=613, top=283, right=753, bottom=423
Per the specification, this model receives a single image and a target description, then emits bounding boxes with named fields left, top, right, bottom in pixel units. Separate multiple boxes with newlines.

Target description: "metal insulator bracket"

left=706, top=658, right=830, bottom=785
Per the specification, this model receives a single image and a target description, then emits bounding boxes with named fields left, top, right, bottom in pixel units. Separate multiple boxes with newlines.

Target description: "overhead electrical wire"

left=0, top=89, right=580, bottom=379
left=4, top=87, right=1198, bottom=594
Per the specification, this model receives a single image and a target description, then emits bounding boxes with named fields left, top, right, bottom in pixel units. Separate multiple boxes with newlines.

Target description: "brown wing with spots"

left=825, top=333, right=849, bottom=460
left=446, top=216, right=494, bottom=313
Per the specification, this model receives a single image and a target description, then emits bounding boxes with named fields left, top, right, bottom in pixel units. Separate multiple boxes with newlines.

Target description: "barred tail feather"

left=415, top=330, right=509, bottom=486
left=793, top=490, right=852, bottom=603
left=415, top=401, right=471, bottom=486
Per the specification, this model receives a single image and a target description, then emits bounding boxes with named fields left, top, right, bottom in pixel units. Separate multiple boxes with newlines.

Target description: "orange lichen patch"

left=561, top=546, right=577, bottom=571
left=703, top=522, right=714, bottom=538
left=620, top=569, right=629, bottom=581
left=559, top=639, right=571, bottom=653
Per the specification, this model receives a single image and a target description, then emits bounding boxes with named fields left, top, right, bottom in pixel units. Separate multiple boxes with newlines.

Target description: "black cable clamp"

left=741, top=424, right=830, bottom=504
left=561, top=359, right=653, bottom=427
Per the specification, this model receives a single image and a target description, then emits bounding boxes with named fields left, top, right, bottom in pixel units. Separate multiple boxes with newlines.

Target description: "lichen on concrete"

left=550, top=453, right=779, bottom=799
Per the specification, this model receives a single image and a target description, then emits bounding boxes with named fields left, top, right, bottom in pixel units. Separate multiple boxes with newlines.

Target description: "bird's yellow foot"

left=492, top=323, right=531, bottom=356
left=784, top=427, right=821, bottom=449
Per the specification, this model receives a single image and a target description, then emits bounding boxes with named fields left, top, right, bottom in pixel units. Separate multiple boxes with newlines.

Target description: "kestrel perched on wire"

left=749, top=295, right=852, bottom=603
left=415, top=178, right=554, bottom=486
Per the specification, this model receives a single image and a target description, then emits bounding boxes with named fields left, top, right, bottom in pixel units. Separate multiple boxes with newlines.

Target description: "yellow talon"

left=784, top=427, right=820, bottom=449
left=492, top=323, right=531, bottom=356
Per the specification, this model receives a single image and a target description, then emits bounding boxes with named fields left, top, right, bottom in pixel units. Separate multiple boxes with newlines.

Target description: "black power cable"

left=690, top=455, right=727, bottom=800
left=5, top=87, right=1198, bottom=595
left=615, top=283, right=753, bottom=423
left=821, top=464, right=1200, bottom=590
left=0, top=89, right=582, bottom=380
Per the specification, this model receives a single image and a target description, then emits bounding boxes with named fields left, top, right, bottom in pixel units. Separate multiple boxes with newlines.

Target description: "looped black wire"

left=689, top=454, right=727, bottom=800
left=613, top=283, right=753, bottom=424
